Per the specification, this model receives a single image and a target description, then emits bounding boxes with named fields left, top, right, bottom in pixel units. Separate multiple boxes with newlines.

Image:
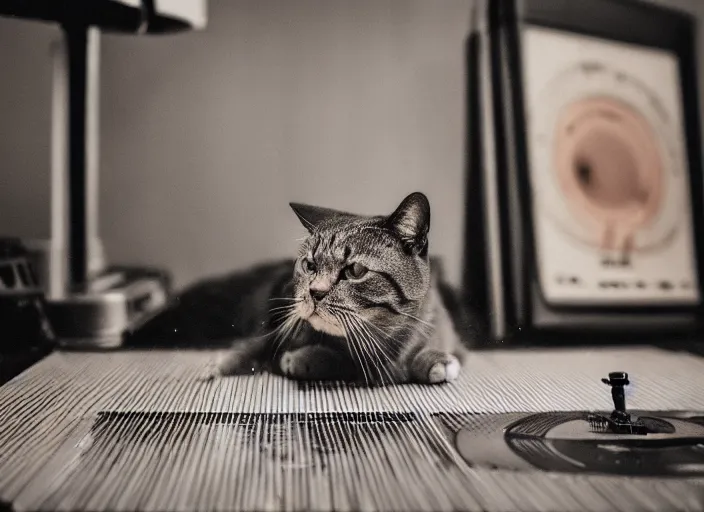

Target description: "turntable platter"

left=451, top=372, right=704, bottom=477
left=452, top=411, right=704, bottom=477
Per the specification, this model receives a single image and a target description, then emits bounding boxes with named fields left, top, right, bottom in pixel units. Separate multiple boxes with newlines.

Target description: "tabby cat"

left=129, top=192, right=482, bottom=386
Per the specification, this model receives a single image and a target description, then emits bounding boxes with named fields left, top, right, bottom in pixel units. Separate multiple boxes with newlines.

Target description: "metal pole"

left=86, top=27, right=102, bottom=280
left=62, top=23, right=101, bottom=289
left=49, top=36, right=69, bottom=300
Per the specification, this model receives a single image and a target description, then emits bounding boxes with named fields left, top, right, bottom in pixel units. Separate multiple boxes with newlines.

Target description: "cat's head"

left=289, top=192, right=432, bottom=338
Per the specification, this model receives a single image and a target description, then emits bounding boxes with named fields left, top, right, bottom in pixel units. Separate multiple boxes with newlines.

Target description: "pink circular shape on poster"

left=553, top=97, right=664, bottom=250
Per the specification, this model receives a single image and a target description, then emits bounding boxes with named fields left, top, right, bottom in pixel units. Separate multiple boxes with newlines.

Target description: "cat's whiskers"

left=274, top=317, right=305, bottom=362
left=270, top=311, right=296, bottom=324
left=396, top=310, right=434, bottom=329
left=327, top=306, right=407, bottom=385
left=268, top=304, right=299, bottom=314
left=345, top=313, right=396, bottom=385
left=342, top=312, right=394, bottom=386
left=269, top=304, right=299, bottom=321
left=348, top=312, right=403, bottom=348
left=270, top=310, right=302, bottom=361
left=342, top=312, right=391, bottom=361
left=268, top=300, right=306, bottom=326
left=277, top=314, right=300, bottom=343
left=271, top=323, right=296, bottom=361
left=268, top=297, right=302, bottom=302
left=348, top=321, right=381, bottom=383
left=356, top=318, right=398, bottom=385
left=270, top=313, right=293, bottom=342
left=327, top=302, right=431, bottom=342
left=400, top=322, right=433, bottom=343
left=327, top=304, right=403, bottom=351
left=351, top=317, right=396, bottom=367
left=337, top=314, right=371, bottom=387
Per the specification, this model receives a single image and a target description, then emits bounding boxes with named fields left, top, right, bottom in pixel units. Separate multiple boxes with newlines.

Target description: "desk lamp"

left=0, top=0, right=207, bottom=347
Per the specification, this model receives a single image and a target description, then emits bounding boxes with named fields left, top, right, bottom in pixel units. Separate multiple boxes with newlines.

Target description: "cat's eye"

left=344, top=262, right=368, bottom=280
left=303, top=258, right=317, bottom=274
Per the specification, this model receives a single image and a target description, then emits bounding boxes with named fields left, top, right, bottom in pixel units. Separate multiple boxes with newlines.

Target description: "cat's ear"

left=385, top=192, right=430, bottom=255
left=290, top=202, right=345, bottom=233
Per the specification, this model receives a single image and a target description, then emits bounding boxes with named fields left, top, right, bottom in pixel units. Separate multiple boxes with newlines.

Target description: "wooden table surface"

left=2, top=346, right=704, bottom=512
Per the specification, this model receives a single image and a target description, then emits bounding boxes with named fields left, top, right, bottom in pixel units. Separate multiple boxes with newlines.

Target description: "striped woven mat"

left=2, top=347, right=704, bottom=512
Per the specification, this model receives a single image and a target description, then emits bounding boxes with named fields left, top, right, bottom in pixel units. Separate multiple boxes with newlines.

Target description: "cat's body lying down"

left=130, top=193, right=483, bottom=386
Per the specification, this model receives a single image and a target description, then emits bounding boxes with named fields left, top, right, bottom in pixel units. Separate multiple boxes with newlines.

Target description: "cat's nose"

left=310, top=288, right=328, bottom=301
left=310, top=277, right=332, bottom=301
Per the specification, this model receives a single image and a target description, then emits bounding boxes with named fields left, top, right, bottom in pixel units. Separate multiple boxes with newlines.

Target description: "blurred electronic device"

left=0, top=0, right=206, bottom=348
left=0, top=238, right=54, bottom=384
left=45, top=264, right=172, bottom=349
left=464, top=0, right=704, bottom=343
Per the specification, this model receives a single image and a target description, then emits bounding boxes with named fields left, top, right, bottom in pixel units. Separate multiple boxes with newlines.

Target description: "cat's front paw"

left=409, top=349, right=462, bottom=384
left=428, top=355, right=461, bottom=384
left=278, top=345, right=353, bottom=381
left=196, top=360, right=221, bottom=382
left=280, top=349, right=313, bottom=379
left=215, top=335, right=276, bottom=377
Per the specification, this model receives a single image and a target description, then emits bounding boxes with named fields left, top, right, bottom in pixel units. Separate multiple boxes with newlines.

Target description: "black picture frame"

left=463, top=0, right=704, bottom=346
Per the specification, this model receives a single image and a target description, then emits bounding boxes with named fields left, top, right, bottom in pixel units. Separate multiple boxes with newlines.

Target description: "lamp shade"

left=0, top=0, right=207, bottom=33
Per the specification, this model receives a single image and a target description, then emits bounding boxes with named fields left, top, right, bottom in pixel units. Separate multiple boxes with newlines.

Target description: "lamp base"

left=46, top=266, right=172, bottom=349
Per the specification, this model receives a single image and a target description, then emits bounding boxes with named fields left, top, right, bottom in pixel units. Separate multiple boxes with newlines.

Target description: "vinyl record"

left=451, top=411, right=704, bottom=477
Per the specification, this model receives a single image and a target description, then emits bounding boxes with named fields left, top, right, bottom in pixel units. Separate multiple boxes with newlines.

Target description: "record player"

left=450, top=371, right=704, bottom=478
